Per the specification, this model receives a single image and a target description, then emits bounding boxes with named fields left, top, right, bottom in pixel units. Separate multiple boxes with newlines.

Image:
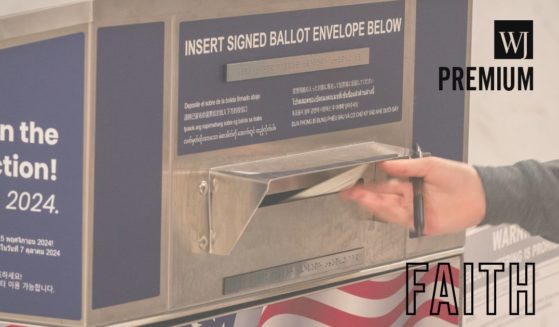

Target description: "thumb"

left=378, top=157, right=435, bottom=178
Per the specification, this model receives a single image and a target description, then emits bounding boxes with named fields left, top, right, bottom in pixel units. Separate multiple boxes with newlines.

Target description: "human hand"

left=341, top=157, right=487, bottom=235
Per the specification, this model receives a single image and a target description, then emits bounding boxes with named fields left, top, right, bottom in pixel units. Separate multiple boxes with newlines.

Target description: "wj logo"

left=494, top=20, right=533, bottom=59
left=438, top=19, right=534, bottom=91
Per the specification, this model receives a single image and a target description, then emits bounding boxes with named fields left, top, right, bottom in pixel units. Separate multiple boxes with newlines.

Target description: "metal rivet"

left=199, top=180, right=208, bottom=195
left=198, top=236, right=208, bottom=250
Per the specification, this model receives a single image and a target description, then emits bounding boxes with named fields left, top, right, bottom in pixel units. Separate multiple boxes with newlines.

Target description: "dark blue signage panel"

left=413, top=0, right=468, bottom=161
left=178, top=1, right=405, bottom=155
left=93, top=22, right=164, bottom=309
left=0, top=34, right=84, bottom=319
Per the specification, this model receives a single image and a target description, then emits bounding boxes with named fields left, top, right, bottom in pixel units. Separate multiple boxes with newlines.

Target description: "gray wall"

left=469, top=0, right=559, bottom=165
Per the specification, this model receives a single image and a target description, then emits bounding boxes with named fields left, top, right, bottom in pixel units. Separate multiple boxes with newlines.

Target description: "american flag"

left=257, top=265, right=460, bottom=327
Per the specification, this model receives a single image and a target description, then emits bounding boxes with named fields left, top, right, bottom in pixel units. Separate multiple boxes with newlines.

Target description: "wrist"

left=468, top=165, right=487, bottom=226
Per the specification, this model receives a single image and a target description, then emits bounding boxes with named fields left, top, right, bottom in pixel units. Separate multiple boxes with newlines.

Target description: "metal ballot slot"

left=0, top=0, right=470, bottom=326
left=207, top=142, right=409, bottom=255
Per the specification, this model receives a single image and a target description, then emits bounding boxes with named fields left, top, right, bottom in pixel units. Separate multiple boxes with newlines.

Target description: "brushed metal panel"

left=406, top=232, right=465, bottom=259
left=171, top=188, right=408, bottom=307
left=93, top=0, right=394, bottom=26
left=226, top=48, right=370, bottom=82
left=0, top=2, right=92, bottom=42
left=223, top=248, right=365, bottom=294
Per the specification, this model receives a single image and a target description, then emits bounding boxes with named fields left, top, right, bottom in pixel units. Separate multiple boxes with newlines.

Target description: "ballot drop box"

left=0, top=0, right=470, bottom=325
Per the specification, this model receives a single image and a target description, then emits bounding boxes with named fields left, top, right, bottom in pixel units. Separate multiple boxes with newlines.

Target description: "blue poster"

left=0, top=34, right=84, bottom=319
